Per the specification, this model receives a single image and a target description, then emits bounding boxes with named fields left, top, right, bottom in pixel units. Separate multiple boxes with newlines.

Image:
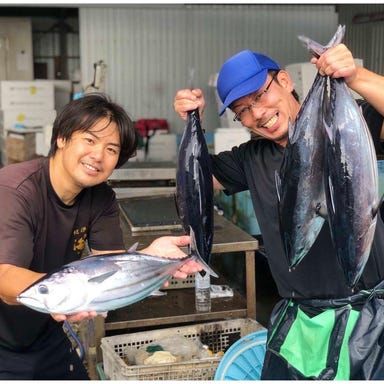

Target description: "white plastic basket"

left=164, top=274, right=195, bottom=289
left=101, top=318, right=263, bottom=380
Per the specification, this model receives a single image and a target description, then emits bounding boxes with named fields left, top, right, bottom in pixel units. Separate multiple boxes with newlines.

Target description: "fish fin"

left=287, top=118, right=296, bottom=142
left=174, top=192, right=188, bottom=233
left=189, top=226, right=218, bottom=278
left=88, top=270, right=117, bottom=283
left=327, top=175, right=336, bottom=216
left=149, top=290, right=167, bottom=297
left=316, top=201, right=328, bottom=219
left=325, top=25, right=345, bottom=48
left=323, top=116, right=333, bottom=142
left=297, top=34, right=324, bottom=58
left=275, top=171, right=281, bottom=202
left=127, top=242, right=139, bottom=253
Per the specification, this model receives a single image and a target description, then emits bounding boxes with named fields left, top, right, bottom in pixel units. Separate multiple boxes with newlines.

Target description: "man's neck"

left=49, top=156, right=81, bottom=206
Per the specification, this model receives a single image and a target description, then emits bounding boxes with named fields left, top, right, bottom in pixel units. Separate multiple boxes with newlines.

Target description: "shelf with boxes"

left=0, top=80, right=72, bottom=166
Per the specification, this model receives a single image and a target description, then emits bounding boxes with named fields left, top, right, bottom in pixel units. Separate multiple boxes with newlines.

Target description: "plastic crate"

left=101, top=318, right=263, bottom=380
left=96, top=363, right=107, bottom=380
left=164, top=274, right=195, bottom=289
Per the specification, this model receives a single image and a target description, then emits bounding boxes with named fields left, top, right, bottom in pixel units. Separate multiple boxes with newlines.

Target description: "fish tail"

left=298, top=24, right=346, bottom=57
left=189, top=226, right=218, bottom=277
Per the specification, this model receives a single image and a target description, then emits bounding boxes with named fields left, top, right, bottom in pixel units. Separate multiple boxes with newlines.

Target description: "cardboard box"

left=0, top=108, right=56, bottom=131
left=214, top=127, right=251, bottom=154
left=6, top=130, right=36, bottom=163
left=0, top=81, right=54, bottom=109
left=146, top=133, right=176, bottom=162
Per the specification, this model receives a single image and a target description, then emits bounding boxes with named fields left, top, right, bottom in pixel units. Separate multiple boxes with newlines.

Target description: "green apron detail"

left=262, top=282, right=384, bottom=380
left=267, top=300, right=360, bottom=379
left=278, top=305, right=359, bottom=378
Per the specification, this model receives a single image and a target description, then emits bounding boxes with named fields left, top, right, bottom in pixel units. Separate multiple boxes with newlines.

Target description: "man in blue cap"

left=174, top=44, right=384, bottom=379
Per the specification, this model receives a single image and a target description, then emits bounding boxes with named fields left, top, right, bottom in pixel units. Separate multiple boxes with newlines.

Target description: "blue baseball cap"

left=217, top=50, right=280, bottom=116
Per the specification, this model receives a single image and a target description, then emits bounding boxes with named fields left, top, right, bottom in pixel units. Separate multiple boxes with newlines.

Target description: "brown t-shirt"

left=0, top=157, right=125, bottom=350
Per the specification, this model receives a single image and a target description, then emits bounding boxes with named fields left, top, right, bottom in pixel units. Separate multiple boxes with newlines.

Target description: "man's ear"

left=276, top=70, right=294, bottom=93
left=57, top=137, right=66, bottom=149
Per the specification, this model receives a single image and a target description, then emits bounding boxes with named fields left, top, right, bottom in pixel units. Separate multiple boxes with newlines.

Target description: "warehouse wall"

left=79, top=4, right=338, bottom=134
left=0, top=17, right=33, bottom=81
left=337, top=4, right=384, bottom=76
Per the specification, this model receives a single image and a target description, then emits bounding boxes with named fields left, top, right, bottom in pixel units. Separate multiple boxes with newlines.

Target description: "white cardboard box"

left=146, top=133, right=176, bottom=162
left=0, top=108, right=56, bottom=131
left=0, top=81, right=54, bottom=109
left=214, top=127, right=251, bottom=154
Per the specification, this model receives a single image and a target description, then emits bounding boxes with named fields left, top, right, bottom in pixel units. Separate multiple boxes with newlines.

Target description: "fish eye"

left=38, top=284, right=49, bottom=294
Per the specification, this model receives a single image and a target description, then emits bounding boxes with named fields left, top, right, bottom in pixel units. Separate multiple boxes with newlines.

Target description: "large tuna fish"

left=175, top=108, right=217, bottom=277
left=275, top=60, right=329, bottom=269
left=17, top=244, right=194, bottom=315
left=300, top=25, right=380, bottom=288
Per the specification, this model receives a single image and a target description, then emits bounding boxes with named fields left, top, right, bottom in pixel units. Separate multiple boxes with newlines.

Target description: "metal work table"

left=108, top=161, right=177, bottom=199
left=102, top=197, right=259, bottom=332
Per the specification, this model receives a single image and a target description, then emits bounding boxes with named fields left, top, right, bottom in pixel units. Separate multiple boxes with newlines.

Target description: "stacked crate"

left=0, top=81, right=57, bottom=165
left=100, top=318, right=264, bottom=380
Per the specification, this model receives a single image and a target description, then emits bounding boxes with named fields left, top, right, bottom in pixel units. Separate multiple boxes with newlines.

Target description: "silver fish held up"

left=300, top=25, right=380, bottom=288
left=276, top=26, right=347, bottom=269
left=175, top=108, right=217, bottom=277
left=275, top=73, right=328, bottom=269
left=17, top=245, right=192, bottom=315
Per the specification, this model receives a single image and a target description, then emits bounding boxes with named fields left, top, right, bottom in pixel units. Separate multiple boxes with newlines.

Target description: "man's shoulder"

left=0, top=157, right=47, bottom=190
left=237, top=137, right=282, bottom=157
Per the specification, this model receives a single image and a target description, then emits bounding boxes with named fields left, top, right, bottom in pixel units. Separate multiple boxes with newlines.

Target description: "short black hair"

left=49, top=93, right=137, bottom=168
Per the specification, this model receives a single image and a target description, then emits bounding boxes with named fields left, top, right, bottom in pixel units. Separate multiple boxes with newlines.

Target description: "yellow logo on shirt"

left=73, top=226, right=88, bottom=254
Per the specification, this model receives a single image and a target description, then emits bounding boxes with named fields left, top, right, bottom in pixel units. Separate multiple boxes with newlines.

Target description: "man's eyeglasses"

left=232, top=71, right=279, bottom=122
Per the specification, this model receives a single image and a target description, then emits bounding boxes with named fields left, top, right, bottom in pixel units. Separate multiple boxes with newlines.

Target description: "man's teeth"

left=84, top=163, right=98, bottom=171
left=264, top=115, right=278, bottom=128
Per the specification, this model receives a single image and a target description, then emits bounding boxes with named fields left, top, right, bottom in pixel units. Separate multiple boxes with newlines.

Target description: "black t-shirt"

left=0, top=157, right=125, bottom=350
left=212, top=102, right=384, bottom=299
left=357, top=99, right=384, bottom=155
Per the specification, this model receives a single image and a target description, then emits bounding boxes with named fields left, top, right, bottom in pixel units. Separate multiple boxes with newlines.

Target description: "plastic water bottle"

left=195, top=271, right=211, bottom=312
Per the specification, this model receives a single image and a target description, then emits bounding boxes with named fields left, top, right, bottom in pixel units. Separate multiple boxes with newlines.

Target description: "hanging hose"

left=64, top=320, right=86, bottom=361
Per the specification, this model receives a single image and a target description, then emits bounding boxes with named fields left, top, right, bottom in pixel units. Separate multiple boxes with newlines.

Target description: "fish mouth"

left=17, top=295, right=46, bottom=311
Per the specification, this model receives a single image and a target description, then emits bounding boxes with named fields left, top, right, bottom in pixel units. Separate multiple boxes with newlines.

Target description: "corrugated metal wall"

left=338, top=4, right=384, bottom=75
left=79, top=4, right=338, bottom=133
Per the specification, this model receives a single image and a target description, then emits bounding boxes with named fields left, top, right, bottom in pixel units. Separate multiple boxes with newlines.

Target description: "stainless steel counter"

left=105, top=199, right=259, bottom=329
left=108, top=161, right=177, bottom=198
left=93, top=194, right=259, bottom=365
